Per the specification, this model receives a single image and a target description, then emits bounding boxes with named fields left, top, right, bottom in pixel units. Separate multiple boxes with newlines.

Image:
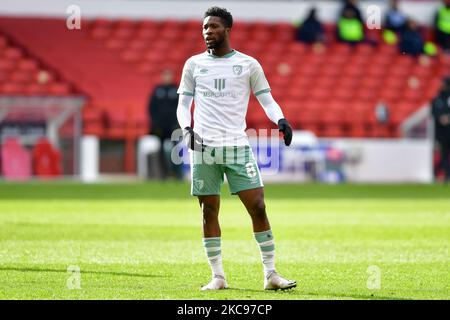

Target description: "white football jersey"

left=177, top=49, right=271, bottom=147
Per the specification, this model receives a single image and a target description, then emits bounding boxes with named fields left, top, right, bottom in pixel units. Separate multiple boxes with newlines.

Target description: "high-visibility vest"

left=338, top=18, right=364, bottom=41
left=437, top=7, right=450, bottom=34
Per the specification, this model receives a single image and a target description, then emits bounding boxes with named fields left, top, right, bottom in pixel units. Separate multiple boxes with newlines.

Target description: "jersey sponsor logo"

left=214, top=79, right=226, bottom=91
left=233, top=65, right=243, bottom=75
left=202, top=91, right=240, bottom=98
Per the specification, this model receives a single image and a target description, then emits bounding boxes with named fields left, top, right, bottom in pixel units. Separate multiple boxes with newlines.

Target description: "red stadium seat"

left=90, top=27, right=110, bottom=40
left=128, top=39, right=149, bottom=51
left=379, top=87, right=400, bottom=103
left=0, top=36, right=8, bottom=48
left=16, top=58, right=39, bottom=72
left=91, top=18, right=113, bottom=28
left=287, top=42, right=307, bottom=55
left=121, top=50, right=142, bottom=63
left=332, top=43, right=352, bottom=55
left=25, top=83, right=48, bottom=95
left=348, top=124, right=369, bottom=137
left=356, top=88, right=378, bottom=102
left=115, top=19, right=136, bottom=29
left=273, top=22, right=295, bottom=42
left=366, top=65, right=387, bottom=78
left=114, top=27, right=135, bottom=39
left=355, top=43, right=374, bottom=54
left=309, top=87, right=329, bottom=101
left=10, top=70, right=34, bottom=83
left=105, top=38, right=126, bottom=50
left=0, top=83, right=24, bottom=94
left=402, top=88, right=424, bottom=104
left=3, top=47, right=23, bottom=60
left=333, top=88, right=353, bottom=101
left=135, top=27, right=157, bottom=40
left=371, top=124, right=391, bottom=138
left=83, top=107, right=105, bottom=135
left=298, top=108, right=321, bottom=128
left=0, top=59, right=15, bottom=71
left=48, top=83, right=71, bottom=95
left=321, top=126, right=346, bottom=138
left=1, top=137, right=32, bottom=180
left=32, top=138, right=62, bottom=178
left=360, top=76, right=382, bottom=90
left=378, top=43, right=398, bottom=55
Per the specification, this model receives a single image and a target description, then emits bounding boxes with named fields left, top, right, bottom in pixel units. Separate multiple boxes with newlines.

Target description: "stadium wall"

left=266, top=136, right=433, bottom=183
left=325, top=138, right=433, bottom=183
left=0, top=0, right=440, bottom=26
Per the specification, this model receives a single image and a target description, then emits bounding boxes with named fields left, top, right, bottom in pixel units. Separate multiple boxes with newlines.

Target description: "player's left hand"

left=278, top=118, right=292, bottom=146
left=184, top=126, right=205, bottom=151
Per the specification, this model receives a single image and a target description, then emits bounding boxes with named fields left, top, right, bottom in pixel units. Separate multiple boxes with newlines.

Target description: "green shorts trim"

left=190, top=146, right=264, bottom=196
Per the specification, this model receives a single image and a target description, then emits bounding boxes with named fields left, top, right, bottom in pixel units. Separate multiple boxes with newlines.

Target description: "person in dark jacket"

left=384, top=0, right=407, bottom=33
left=339, top=0, right=363, bottom=24
left=399, top=19, right=424, bottom=56
left=296, top=8, right=325, bottom=44
left=431, top=77, right=450, bottom=182
left=434, top=0, right=450, bottom=51
left=148, top=69, right=183, bottom=180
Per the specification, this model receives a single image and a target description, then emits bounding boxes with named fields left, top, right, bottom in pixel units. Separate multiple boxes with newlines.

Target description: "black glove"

left=278, top=118, right=292, bottom=146
left=184, top=126, right=205, bottom=151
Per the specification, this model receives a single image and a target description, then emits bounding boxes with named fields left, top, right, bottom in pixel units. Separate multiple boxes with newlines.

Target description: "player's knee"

left=252, top=199, right=266, bottom=217
left=202, top=203, right=219, bottom=221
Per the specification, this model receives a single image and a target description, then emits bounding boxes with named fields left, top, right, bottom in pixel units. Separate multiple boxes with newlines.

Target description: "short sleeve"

left=177, top=58, right=195, bottom=96
left=250, top=59, right=271, bottom=97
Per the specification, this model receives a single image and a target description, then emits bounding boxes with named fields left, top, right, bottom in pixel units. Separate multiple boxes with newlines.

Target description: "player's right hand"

left=184, top=126, right=205, bottom=151
left=278, top=118, right=293, bottom=146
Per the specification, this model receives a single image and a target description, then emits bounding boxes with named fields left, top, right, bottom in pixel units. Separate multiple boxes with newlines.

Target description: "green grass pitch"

left=0, top=182, right=448, bottom=300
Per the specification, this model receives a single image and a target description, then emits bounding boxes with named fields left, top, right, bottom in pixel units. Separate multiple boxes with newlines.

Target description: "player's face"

left=202, top=16, right=229, bottom=50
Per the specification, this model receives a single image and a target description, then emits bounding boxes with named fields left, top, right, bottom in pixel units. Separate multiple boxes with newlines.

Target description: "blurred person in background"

left=434, top=0, right=450, bottom=51
left=384, top=0, right=407, bottom=33
left=148, top=68, right=183, bottom=180
left=337, top=6, right=365, bottom=45
left=339, top=0, right=364, bottom=24
left=295, top=7, right=325, bottom=44
left=431, top=77, right=450, bottom=182
left=399, top=18, right=425, bottom=56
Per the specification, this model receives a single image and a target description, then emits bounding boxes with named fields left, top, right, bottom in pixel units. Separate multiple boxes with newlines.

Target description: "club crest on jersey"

left=194, top=179, right=204, bottom=190
left=233, top=65, right=243, bottom=75
left=245, top=162, right=257, bottom=178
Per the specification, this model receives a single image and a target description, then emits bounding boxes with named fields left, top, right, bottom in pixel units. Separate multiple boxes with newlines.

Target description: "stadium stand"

left=0, top=31, right=74, bottom=97
left=0, top=16, right=449, bottom=171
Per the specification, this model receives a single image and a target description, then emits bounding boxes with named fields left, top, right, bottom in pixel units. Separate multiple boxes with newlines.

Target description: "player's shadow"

left=225, top=287, right=412, bottom=300
left=0, top=266, right=165, bottom=278
left=300, top=291, right=413, bottom=300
